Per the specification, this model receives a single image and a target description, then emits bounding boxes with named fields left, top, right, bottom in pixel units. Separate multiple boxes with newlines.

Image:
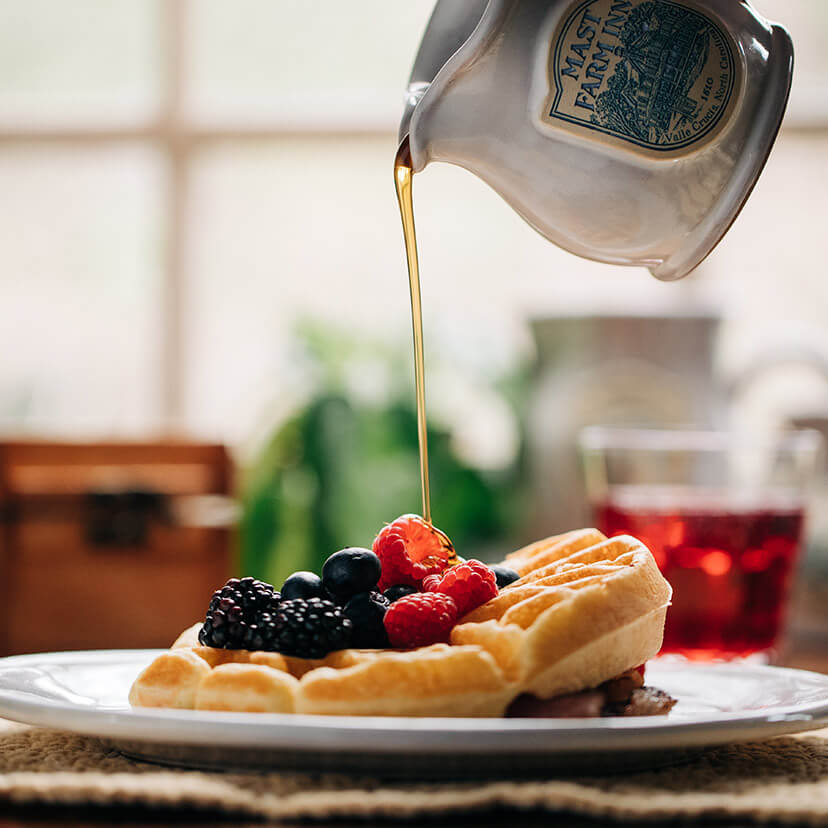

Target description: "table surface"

left=0, top=807, right=798, bottom=828
left=1, top=645, right=825, bottom=828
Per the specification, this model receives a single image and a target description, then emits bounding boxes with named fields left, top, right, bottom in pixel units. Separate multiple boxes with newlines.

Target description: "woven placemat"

left=0, top=719, right=826, bottom=824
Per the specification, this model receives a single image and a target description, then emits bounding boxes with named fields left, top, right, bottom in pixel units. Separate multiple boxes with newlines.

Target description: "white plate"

left=0, top=650, right=825, bottom=776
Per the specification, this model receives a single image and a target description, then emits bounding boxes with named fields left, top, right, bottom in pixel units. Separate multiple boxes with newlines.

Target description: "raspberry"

left=431, top=560, right=498, bottom=618
left=421, top=574, right=441, bottom=592
left=373, top=514, right=455, bottom=591
left=383, top=592, right=458, bottom=648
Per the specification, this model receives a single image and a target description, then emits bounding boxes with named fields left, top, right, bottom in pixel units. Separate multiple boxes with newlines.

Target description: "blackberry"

left=272, top=597, right=352, bottom=658
left=198, top=576, right=281, bottom=650
left=343, top=591, right=389, bottom=648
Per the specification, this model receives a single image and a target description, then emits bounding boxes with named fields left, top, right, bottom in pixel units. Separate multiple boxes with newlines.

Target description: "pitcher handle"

left=728, top=340, right=828, bottom=401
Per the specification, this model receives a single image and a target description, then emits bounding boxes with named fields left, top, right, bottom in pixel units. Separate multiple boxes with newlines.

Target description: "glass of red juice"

left=579, top=428, right=822, bottom=660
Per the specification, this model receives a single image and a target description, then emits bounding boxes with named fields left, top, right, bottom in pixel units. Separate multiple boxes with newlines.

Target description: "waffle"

left=129, top=531, right=671, bottom=716
left=452, top=534, right=671, bottom=699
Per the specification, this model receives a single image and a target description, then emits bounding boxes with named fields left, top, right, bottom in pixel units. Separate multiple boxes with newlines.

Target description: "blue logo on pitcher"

left=546, top=0, right=736, bottom=151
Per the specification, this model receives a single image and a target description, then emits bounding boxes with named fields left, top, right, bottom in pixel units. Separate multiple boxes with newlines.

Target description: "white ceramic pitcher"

left=400, top=0, right=794, bottom=280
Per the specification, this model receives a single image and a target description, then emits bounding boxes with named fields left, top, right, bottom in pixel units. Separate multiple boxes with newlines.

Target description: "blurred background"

left=0, top=1, right=826, bottom=663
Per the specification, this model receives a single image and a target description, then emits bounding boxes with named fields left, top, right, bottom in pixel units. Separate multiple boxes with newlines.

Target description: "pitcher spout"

left=398, top=0, right=489, bottom=147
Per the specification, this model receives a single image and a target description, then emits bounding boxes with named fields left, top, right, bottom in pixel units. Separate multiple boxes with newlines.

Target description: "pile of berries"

left=197, top=514, right=520, bottom=657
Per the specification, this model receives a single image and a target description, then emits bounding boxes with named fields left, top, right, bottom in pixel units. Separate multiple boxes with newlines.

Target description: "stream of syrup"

left=394, top=136, right=431, bottom=525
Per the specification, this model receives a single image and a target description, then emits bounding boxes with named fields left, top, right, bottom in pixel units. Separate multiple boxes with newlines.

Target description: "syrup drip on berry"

left=430, top=522, right=461, bottom=567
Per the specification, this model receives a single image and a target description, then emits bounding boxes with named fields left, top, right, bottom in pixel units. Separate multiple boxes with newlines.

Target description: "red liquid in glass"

left=595, top=491, right=804, bottom=658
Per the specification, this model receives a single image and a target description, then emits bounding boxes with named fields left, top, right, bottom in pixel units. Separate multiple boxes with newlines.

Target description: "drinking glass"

left=579, top=427, right=822, bottom=660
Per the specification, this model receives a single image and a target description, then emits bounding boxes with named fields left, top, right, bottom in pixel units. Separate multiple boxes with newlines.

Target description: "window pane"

left=184, top=137, right=670, bottom=442
left=0, top=0, right=160, bottom=126
left=703, top=132, right=828, bottom=323
left=0, top=146, right=163, bottom=434
left=693, top=131, right=828, bottom=431
left=186, top=0, right=434, bottom=126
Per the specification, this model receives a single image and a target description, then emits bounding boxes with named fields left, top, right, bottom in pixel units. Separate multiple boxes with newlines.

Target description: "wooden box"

left=0, top=441, right=234, bottom=655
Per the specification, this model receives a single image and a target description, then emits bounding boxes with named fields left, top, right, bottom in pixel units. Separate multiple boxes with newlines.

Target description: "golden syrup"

left=394, top=136, right=431, bottom=526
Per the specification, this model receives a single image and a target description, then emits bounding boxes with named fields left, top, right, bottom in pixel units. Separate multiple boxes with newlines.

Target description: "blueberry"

left=321, top=586, right=344, bottom=606
left=322, top=548, right=381, bottom=600
left=342, top=591, right=389, bottom=648
left=491, top=565, right=520, bottom=589
left=383, top=583, right=418, bottom=603
left=281, top=571, right=324, bottom=601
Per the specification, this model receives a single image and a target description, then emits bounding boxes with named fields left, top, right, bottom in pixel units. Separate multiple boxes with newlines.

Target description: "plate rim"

left=0, top=649, right=825, bottom=755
